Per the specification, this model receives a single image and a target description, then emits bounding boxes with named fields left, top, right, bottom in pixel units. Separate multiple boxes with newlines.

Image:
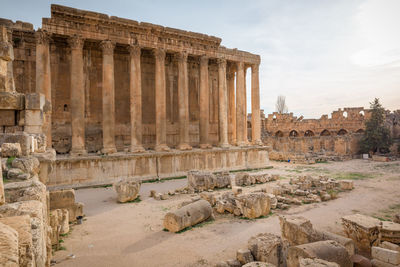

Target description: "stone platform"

left=40, top=146, right=269, bottom=189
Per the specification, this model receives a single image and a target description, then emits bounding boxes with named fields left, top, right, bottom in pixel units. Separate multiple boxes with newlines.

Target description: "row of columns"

left=36, top=33, right=262, bottom=155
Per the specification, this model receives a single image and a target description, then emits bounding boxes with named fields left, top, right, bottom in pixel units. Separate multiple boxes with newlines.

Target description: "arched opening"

left=337, top=129, right=348, bottom=135
left=289, top=130, right=299, bottom=137
left=272, top=114, right=277, bottom=120
left=320, top=129, right=331, bottom=136
left=359, top=110, right=365, bottom=117
left=356, top=129, right=365, bottom=134
left=275, top=130, right=283, bottom=137
left=304, top=130, right=314, bottom=137
left=343, top=111, right=348, bottom=118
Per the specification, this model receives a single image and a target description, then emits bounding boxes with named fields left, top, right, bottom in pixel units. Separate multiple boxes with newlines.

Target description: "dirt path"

left=53, top=160, right=400, bottom=267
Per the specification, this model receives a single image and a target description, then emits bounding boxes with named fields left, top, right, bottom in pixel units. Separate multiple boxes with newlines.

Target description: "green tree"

left=359, top=98, right=392, bottom=154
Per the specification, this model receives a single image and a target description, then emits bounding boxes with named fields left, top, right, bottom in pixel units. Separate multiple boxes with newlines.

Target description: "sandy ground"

left=53, top=159, right=400, bottom=267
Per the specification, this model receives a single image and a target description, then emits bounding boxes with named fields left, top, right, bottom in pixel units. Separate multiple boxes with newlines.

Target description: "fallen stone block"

left=0, top=200, right=47, bottom=267
left=287, top=240, right=352, bottom=267
left=113, top=178, right=141, bottom=203
left=235, top=192, right=270, bottom=219
left=380, top=221, right=400, bottom=245
left=232, top=186, right=243, bottom=196
left=0, top=221, right=19, bottom=267
left=237, top=248, right=254, bottom=265
left=0, top=215, right=34, bottom=267
left=242, top=262, right=276, bottom=267
left=339, top=180, right=354, bottom=190
left=1, top=143, right=21, bottom=157
left=371, top=258, right=399, bottom=267
left=342, top=214, right=381, bottom=253
left=215, top=261, right=229, bottom=267
left=394, top=214, right=400, bottom=224
left=0, top=163, right=4, bottom=206
left=315, top=228, right=355, bottom=256
left=248, top=233, right=284, bottom=266
left=266, top=185, right=282, bottom=196
left=299, top=258, right=340, bottom=266
left=235, top=172, right=255, bottom=186
left=351, top=254, right=372, bottom=267
left=380, top=241, right=400, bottom=252
left=372, top=246, right=400, bottom=265
left=163, top=199, right=212, bottom=233
left=11, top=156, right=39, bottom=175
left=279, top=215, right=319, bottom=246
left=49, top=189, right=84, bottom=222
left=187, top=171, right=229, bottom=192
left=215, top=172, right=232, bottom=188
left=267, top=193, right=277, bottom=209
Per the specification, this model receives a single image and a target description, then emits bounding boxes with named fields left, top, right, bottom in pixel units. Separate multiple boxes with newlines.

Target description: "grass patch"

left=316, top=160, right=329, bottom=164
left=6, top=156, right=15, bottom=168
left=121, top=197, right=142, bottom=204
left=59, top=246, right=67, bottom=251
left=171, top=219, right=215, bottom=233
left=92, top=184, right=113, bottom=188
left=372, top=215, right=391, bottom=221
left=334, top=172, right=370, bottom=180
left=327, top=189, right=339, bottom=199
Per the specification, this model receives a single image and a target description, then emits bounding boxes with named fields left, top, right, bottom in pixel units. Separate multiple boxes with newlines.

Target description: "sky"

left=1, top=0, right=399, bottom=118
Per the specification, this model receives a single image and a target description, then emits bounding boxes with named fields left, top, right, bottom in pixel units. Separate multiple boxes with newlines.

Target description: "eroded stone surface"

left=114, top=178, right=141, bottom=203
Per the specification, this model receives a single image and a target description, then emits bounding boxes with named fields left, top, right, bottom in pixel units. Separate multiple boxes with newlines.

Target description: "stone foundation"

left=41, top=146, right=269, bottom=188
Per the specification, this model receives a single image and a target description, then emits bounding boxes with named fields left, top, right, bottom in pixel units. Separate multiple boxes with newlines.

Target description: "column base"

left=236, top=141, right=249, bottom=147
left=70, top=148, right=87, bottom=157
left=219, top=143, right=230, bottom=149
left=155, top=144, right=170, bottom=152
left=102, top=147, right=117, bottom=154
left=177, top=143, right=192, bottom=150
left=252, top=139, right=263, bottom=146
left=199, top=143, right=212, bottom=149
left=130, top=145, right=146, bottom=153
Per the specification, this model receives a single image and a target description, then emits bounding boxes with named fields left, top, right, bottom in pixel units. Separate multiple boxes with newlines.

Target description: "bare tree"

left=275, top=95, right=288, bottom=114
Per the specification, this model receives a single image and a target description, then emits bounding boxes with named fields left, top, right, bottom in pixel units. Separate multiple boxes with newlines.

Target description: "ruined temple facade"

left=1, top=4, right=262, bottom=155
left=260, top=107, right=400, bottom=162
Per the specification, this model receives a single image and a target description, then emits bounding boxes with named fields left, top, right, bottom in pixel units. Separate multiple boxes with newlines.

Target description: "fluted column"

left=236, top=61, right=246, bottom=146
left=100, top=40, right=117, bottom=154
left=227, top=64, right=236, bottom=145
left=251, top=64, right=262, bottom=145
left=175, top=51, right=192, bottom=150
left=35, top=29, right=52, bottom=149
left=199, top=56, right=211, bottom=149
left=244, top=66, right=248, bottom=144
left=128, top=45, right=145, bottom=153
left=68, top=35, right=87, bottom=155
left=154, top=48, right=170, bottom=151
left=218, top=58, right=229, bottom=148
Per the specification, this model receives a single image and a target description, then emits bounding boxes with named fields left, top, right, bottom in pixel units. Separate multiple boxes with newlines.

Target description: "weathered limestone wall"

left=41, top=147, right=269, bottom=188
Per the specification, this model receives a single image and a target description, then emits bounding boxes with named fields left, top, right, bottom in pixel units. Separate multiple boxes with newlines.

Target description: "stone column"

left=236, top=61, right=246, bottom=146
left=35, top=29, right=52, bottom=148
left=251, top=63, right=262, bottom=145
left=176, top=51, right=192, bottom=150
left=227, top=64, right=236, bottom=145
left=199, top=55, right=211, bottom=149
left=153, top=48, right=170, bottom=151
left=128, top=45, right=145, bottom=153
left=100, top=40, right=117, bottom=154
left=68, top=35, right=87, bottom=155
left=217, top=58, right=229, bottom=148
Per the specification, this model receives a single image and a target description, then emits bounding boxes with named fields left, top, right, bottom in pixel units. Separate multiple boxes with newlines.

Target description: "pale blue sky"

left=1, top=0, right=399, bottom=118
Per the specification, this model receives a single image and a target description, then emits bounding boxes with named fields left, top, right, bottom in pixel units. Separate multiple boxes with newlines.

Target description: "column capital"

left=200, top=55, right=209, bottom=65
left=217, top=58, right=227, bottom=67
left=128, top=44, right=141, bottom=57
left=100, top=40, right=116, bottom=55
left=236, top=61, right=244, bottom=69
left=68, top=35, right=84, bottom=50
left=251, top=63, right=260, bottom=73
left=35, top=29, right=51, bottom=45
left=174, top=51, right=188, bottom=63
left=153, top=48, right=166, bottom=61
